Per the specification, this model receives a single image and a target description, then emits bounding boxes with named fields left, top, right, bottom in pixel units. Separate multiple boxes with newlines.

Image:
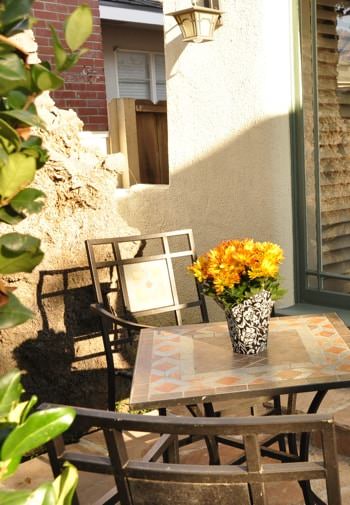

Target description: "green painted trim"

left=310, top=0, right=323, bottom=288
left=289, top=0, right=306, bottom=304
left=301, top=290, right=350, bottom=310
left=307, top=270, right=350, bottom=282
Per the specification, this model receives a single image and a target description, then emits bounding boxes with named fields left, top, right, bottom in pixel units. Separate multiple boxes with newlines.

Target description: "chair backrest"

left=85, top=229, right=209, bottom=326
left=44, top=405, right=342, bottom=505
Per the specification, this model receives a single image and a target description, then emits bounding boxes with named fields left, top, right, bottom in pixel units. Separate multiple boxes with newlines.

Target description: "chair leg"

left=203, top=403, right=220, bottom=464
left=107, top=371, right=116, bottom=411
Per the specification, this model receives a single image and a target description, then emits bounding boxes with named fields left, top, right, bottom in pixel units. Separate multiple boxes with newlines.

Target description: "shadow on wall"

left=12, top=114, right=292, bottom=408
left=13, top=266, right=129, bottom=409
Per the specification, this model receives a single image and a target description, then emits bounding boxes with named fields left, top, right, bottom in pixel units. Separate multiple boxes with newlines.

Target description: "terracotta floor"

left=3, top=390, right=350, bottom=504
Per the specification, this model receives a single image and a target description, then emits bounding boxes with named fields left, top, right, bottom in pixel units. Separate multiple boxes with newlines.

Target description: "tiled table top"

left=130, top=313, right=350, bottom=410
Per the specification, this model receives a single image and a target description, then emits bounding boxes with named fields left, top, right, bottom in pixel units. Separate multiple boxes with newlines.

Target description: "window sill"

left=276, top=303, right=350, bottom=327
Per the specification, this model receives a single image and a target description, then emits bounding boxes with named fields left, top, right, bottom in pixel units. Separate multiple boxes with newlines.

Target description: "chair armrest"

left=90, top=303, right=154, bottom=331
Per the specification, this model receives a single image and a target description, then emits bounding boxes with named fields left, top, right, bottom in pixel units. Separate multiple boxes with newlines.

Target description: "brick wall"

left=32, top=0, right=108, bottom=131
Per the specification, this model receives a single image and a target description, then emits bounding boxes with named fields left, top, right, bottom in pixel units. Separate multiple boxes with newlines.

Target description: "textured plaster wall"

left=116, top=0, right=295, bottom=313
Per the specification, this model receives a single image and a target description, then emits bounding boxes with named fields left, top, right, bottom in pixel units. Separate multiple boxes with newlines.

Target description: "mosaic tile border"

left=130, top=314, right=350, bottom=409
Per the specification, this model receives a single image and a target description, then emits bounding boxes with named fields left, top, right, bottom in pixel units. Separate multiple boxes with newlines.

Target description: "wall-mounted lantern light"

left=168, top=1, right=222, bottom=43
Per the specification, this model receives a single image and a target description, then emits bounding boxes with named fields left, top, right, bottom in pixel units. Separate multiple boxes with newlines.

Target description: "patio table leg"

left=159, top=404, right=221, bottom=464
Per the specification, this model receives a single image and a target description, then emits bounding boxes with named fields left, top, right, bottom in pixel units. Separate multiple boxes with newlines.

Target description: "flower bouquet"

left=189, top=239, right=285, bottom=354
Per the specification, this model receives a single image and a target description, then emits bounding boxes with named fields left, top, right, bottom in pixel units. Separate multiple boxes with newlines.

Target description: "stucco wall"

left=102, top=22, right=164, bottom=101
left=116, top=0, right=295, bottom=314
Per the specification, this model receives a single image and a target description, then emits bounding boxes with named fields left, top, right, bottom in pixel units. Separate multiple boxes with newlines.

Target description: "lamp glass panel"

left=179, top=14, right=196, bottom=39
left=196, top=12, right=215, bottom=39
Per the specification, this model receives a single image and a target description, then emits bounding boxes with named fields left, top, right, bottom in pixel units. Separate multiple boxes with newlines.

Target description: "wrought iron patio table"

left=130, top=313, right=350, bottom=410
left=130, top=313, right=350, bottom=505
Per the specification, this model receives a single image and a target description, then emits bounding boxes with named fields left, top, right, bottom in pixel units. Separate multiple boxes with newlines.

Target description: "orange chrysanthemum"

left=188, top=238, right=284, bottom=301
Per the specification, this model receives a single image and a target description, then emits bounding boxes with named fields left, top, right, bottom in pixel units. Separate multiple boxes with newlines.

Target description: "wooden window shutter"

left=108, top=98, right=169, bottom=187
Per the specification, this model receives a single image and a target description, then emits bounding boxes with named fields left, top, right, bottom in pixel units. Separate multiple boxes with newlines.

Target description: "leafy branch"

left=0, top=370, right=78, bottom=504
left=0, top=0, right=92, bottom=328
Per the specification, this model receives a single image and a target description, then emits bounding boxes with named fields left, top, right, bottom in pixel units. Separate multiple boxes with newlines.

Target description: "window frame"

left=291, top=0, right=350, bottom=309
left=114, top=48, right=166, bottom=103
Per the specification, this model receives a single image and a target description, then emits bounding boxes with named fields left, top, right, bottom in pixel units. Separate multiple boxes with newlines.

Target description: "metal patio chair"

left=44, top=404, right=342, bottom=505
left=85, top=229, right=209, bottom=410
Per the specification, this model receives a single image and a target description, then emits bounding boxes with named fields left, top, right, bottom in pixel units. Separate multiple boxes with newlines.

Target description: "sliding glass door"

left=297, top=0, right=350, bottom=307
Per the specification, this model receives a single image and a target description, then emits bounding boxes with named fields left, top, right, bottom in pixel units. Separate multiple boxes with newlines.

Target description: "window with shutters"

left=297, top=0, right=350, bottom=307
left=115, top=49, right=166, bottom=103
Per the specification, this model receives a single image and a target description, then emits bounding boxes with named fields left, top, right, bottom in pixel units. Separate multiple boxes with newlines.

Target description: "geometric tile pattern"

left=130, top=313, right=350, bottom=410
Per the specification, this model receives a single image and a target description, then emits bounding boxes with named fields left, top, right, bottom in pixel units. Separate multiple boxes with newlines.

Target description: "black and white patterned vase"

left=225, top=290, right=274, bottom=354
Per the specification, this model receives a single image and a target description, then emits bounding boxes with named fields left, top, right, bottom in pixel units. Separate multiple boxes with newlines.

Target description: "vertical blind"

left=116, top=50, right=166, bottom=102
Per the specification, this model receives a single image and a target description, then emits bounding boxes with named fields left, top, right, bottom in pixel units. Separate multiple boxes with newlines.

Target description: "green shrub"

left=0, top=0, right=92, bottom=328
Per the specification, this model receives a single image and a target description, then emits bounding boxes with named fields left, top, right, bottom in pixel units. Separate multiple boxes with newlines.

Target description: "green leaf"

left=0, top=489, right=31, bottom=505
left=0, top=453, right=21, bottom=480
left=18, top=395, right=37, bottom=424
left=64, top=5, right=92, bottom=51
left=1, top=407, right=76, bottom=461
left=50, top=26, right=68, bottom=72
left=10, top=189, right=46, bottom=215
left=0, top=424, right=15, bottom=451
left=0, top=42, right=12, bottom=55
left=8, top=396, right=37, bottom=424
left=0, top=292, right=33, bottom=329
left=31, top=64, right=64, bottom=92
left=0, top=145, right=9, bottom=165
left=0, top=0, right=33, bottom=35
left=57, top=52, right=79, bottom=73
left=0, top=370, right=22, bottom=418
left=6, top=90, right=28, bottom=110
left=21, top=136, right=43, bottom=148
left=0, top=53, right=27, bottom=95
left=21, top=146, right=49, bottom=170
left=21, top=136, right=49, bottom=169
left=0, top=118, right=20, bottom=149
left=61, top=46, right=88, bottom=72
left=0, top=233, right=44, bottom=274
left=0, top=152, right=36, bottom=202
left=53, top=463, right=78, bottom=505
left=28, top=482, right=56, bottom=505
left=0, top=206, right=23, bottom=225
left=0, top=110, right=42, bottom=128
left=0, top=137, right=17, bottom=157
